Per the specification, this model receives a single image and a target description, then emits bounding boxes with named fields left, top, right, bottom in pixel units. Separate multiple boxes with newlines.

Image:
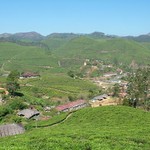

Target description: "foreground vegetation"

left=0, top=106, right=150, bottom=149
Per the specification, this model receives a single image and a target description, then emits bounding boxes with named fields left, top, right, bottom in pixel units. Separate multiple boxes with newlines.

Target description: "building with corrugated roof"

left=17, top=109, right=40, bottom=119
left=56, top=100, right=87, bottom=112
left=0, top=123, right=25, bottom=137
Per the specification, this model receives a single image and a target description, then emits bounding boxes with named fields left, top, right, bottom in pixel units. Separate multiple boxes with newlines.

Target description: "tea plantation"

left=0, top=106, right=150, bottom=149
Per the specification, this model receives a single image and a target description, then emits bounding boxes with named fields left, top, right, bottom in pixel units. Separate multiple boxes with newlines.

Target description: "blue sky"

left=0, top=0, right=150, bottom=36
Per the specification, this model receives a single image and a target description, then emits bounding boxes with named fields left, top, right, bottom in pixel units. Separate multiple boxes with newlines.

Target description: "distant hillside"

left=124, top=33, right=150, bottom=42
left=46, top=33, right=80, bottom=39
left=0, top=33, right=12, bottom=38
left=0, top=42, right=58, bottom=73
left=42, top=33, right=81, bottom=50
left=52, top=37, right=150, bottom=65
left=46, top=32, right=115, bottom=39
left=0, top=32, right=44, bottom=42
left=1, top=31, right=150, bottom=42
left=87, top=31, right=117, bottom=39
left=0, top=31, right=150, bottom=72
left=1, top=106, right=150, bottom=149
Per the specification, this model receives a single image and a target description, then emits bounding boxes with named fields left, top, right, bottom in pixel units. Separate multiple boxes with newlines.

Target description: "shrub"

left=68, top=95, right=76, bottom=101
left=9, top=99, right=28, bottom=110
left=0, top=89, right=5, bottom=94
left=0, top=106, right=13, bottom=120
left=12, top=116, right=22, bottom=123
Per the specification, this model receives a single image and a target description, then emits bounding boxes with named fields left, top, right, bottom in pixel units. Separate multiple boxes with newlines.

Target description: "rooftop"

left=17, top=109, right=40, bottom=119
left=0, top=123, right=25, bottom=137
left=56, top=100, right=86, bottom=111
left=92, top=94, right=108, bottom=101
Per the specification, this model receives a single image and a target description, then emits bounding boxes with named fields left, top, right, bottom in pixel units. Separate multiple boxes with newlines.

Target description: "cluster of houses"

left=16, top=94, right=116, bottom=120
left=0, top=93, right=119, bottom=138
left=0, top=68, right=126, bottom=138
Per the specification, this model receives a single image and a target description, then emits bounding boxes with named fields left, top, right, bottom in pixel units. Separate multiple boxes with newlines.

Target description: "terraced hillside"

left=0, top=34, right=150, bottom=74
left=0, top=106, right=150, bottom=149
left=52, top=37, right=150, bottom=65
left=0, top=42, right=59, bottom=73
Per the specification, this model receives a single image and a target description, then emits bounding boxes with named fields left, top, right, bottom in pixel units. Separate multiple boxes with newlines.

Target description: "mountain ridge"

left=0, top=31, right=149, bottom=70
left=1, top=31, right=150, bottom=42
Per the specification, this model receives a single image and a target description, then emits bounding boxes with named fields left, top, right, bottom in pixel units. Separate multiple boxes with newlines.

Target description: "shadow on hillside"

left=14, top=92, right=24, bottom=97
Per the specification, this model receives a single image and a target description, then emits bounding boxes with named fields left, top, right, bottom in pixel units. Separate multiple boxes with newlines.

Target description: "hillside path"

left=34, top=112, right=73, bottom=129
left=50, top=112, right=73, bottom=127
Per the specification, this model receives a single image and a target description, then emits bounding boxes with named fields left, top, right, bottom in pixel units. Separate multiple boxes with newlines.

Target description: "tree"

left=127, top=67, right=150, bottom=108
left=6, top=70, right=20, bottom=96
left=112, top=83, right=120, bottom=97
left=67, top=70, right=75, bottom=78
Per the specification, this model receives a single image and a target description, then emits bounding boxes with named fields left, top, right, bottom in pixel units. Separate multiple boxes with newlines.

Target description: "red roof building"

left=56, top=100, right=87, bottom=112
left=21, top=72, right=40, bottom=78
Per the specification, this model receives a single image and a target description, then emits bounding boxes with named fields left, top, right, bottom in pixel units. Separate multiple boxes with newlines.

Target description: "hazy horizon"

left=0, top=31, right=150, bottom=37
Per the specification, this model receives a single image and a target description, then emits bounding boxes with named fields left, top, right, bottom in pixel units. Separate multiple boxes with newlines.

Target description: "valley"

left=0, top=31, right=150, bottom=149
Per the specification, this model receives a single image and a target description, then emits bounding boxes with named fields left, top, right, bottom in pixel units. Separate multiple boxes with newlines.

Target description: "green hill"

left=1, top=106, right=150, bottom=149
left=0, top=35, right=150, bottom=73
left=42, top=37, right=68, bottom=50
left=0, top=41, right=100, bottom=106
left=0, top=42, right=59, bottom=73
left=53, top=37, right=150, bottom=65
left=0, top=32, right=44, bottom=42
left=125, top=33, right=150, bottom=42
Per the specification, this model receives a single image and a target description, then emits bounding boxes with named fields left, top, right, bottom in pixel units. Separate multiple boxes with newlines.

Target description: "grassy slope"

left=42, top=37, right=68, bottom=50
left=0, top=42, right=100, bottom=109
left=0, top=38, right=150, bottom=73
left=19, top=74, right=99, bottom=103
left=0, top=42, right=59, bottom=72
left=1, top=106, right=150, bottom=149
left=53, top=37, right=150, bottom=65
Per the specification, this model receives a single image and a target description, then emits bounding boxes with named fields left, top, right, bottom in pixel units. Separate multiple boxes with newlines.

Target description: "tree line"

left=127, top=67, right=150, bottom=109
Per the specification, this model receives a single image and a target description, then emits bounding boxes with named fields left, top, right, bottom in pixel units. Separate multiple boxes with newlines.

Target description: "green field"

left=0, top=106, right=150, bottom=149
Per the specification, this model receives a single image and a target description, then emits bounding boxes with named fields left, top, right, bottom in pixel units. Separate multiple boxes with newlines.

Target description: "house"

left=91, top=94, right=108, bottom=102
left=103, top=72, right=117, bottom=78
left=109, top=79, right=121, bottom=84
left=90, top=94, right=118, bottom=107
left=56, top=100, right=87, bottom=112
left=17, top=109, right=40, bottom=119
left=90, top=94, right=110, bottom=107
left=0, top=123, right=25, bottom=137
left=20, top=72, right=40, bottom=79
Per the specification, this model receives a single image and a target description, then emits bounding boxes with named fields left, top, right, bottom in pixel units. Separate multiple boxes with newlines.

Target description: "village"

left=0, top=65, right=128, bottom=137
left=0, top=59, right=149, bottom=138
